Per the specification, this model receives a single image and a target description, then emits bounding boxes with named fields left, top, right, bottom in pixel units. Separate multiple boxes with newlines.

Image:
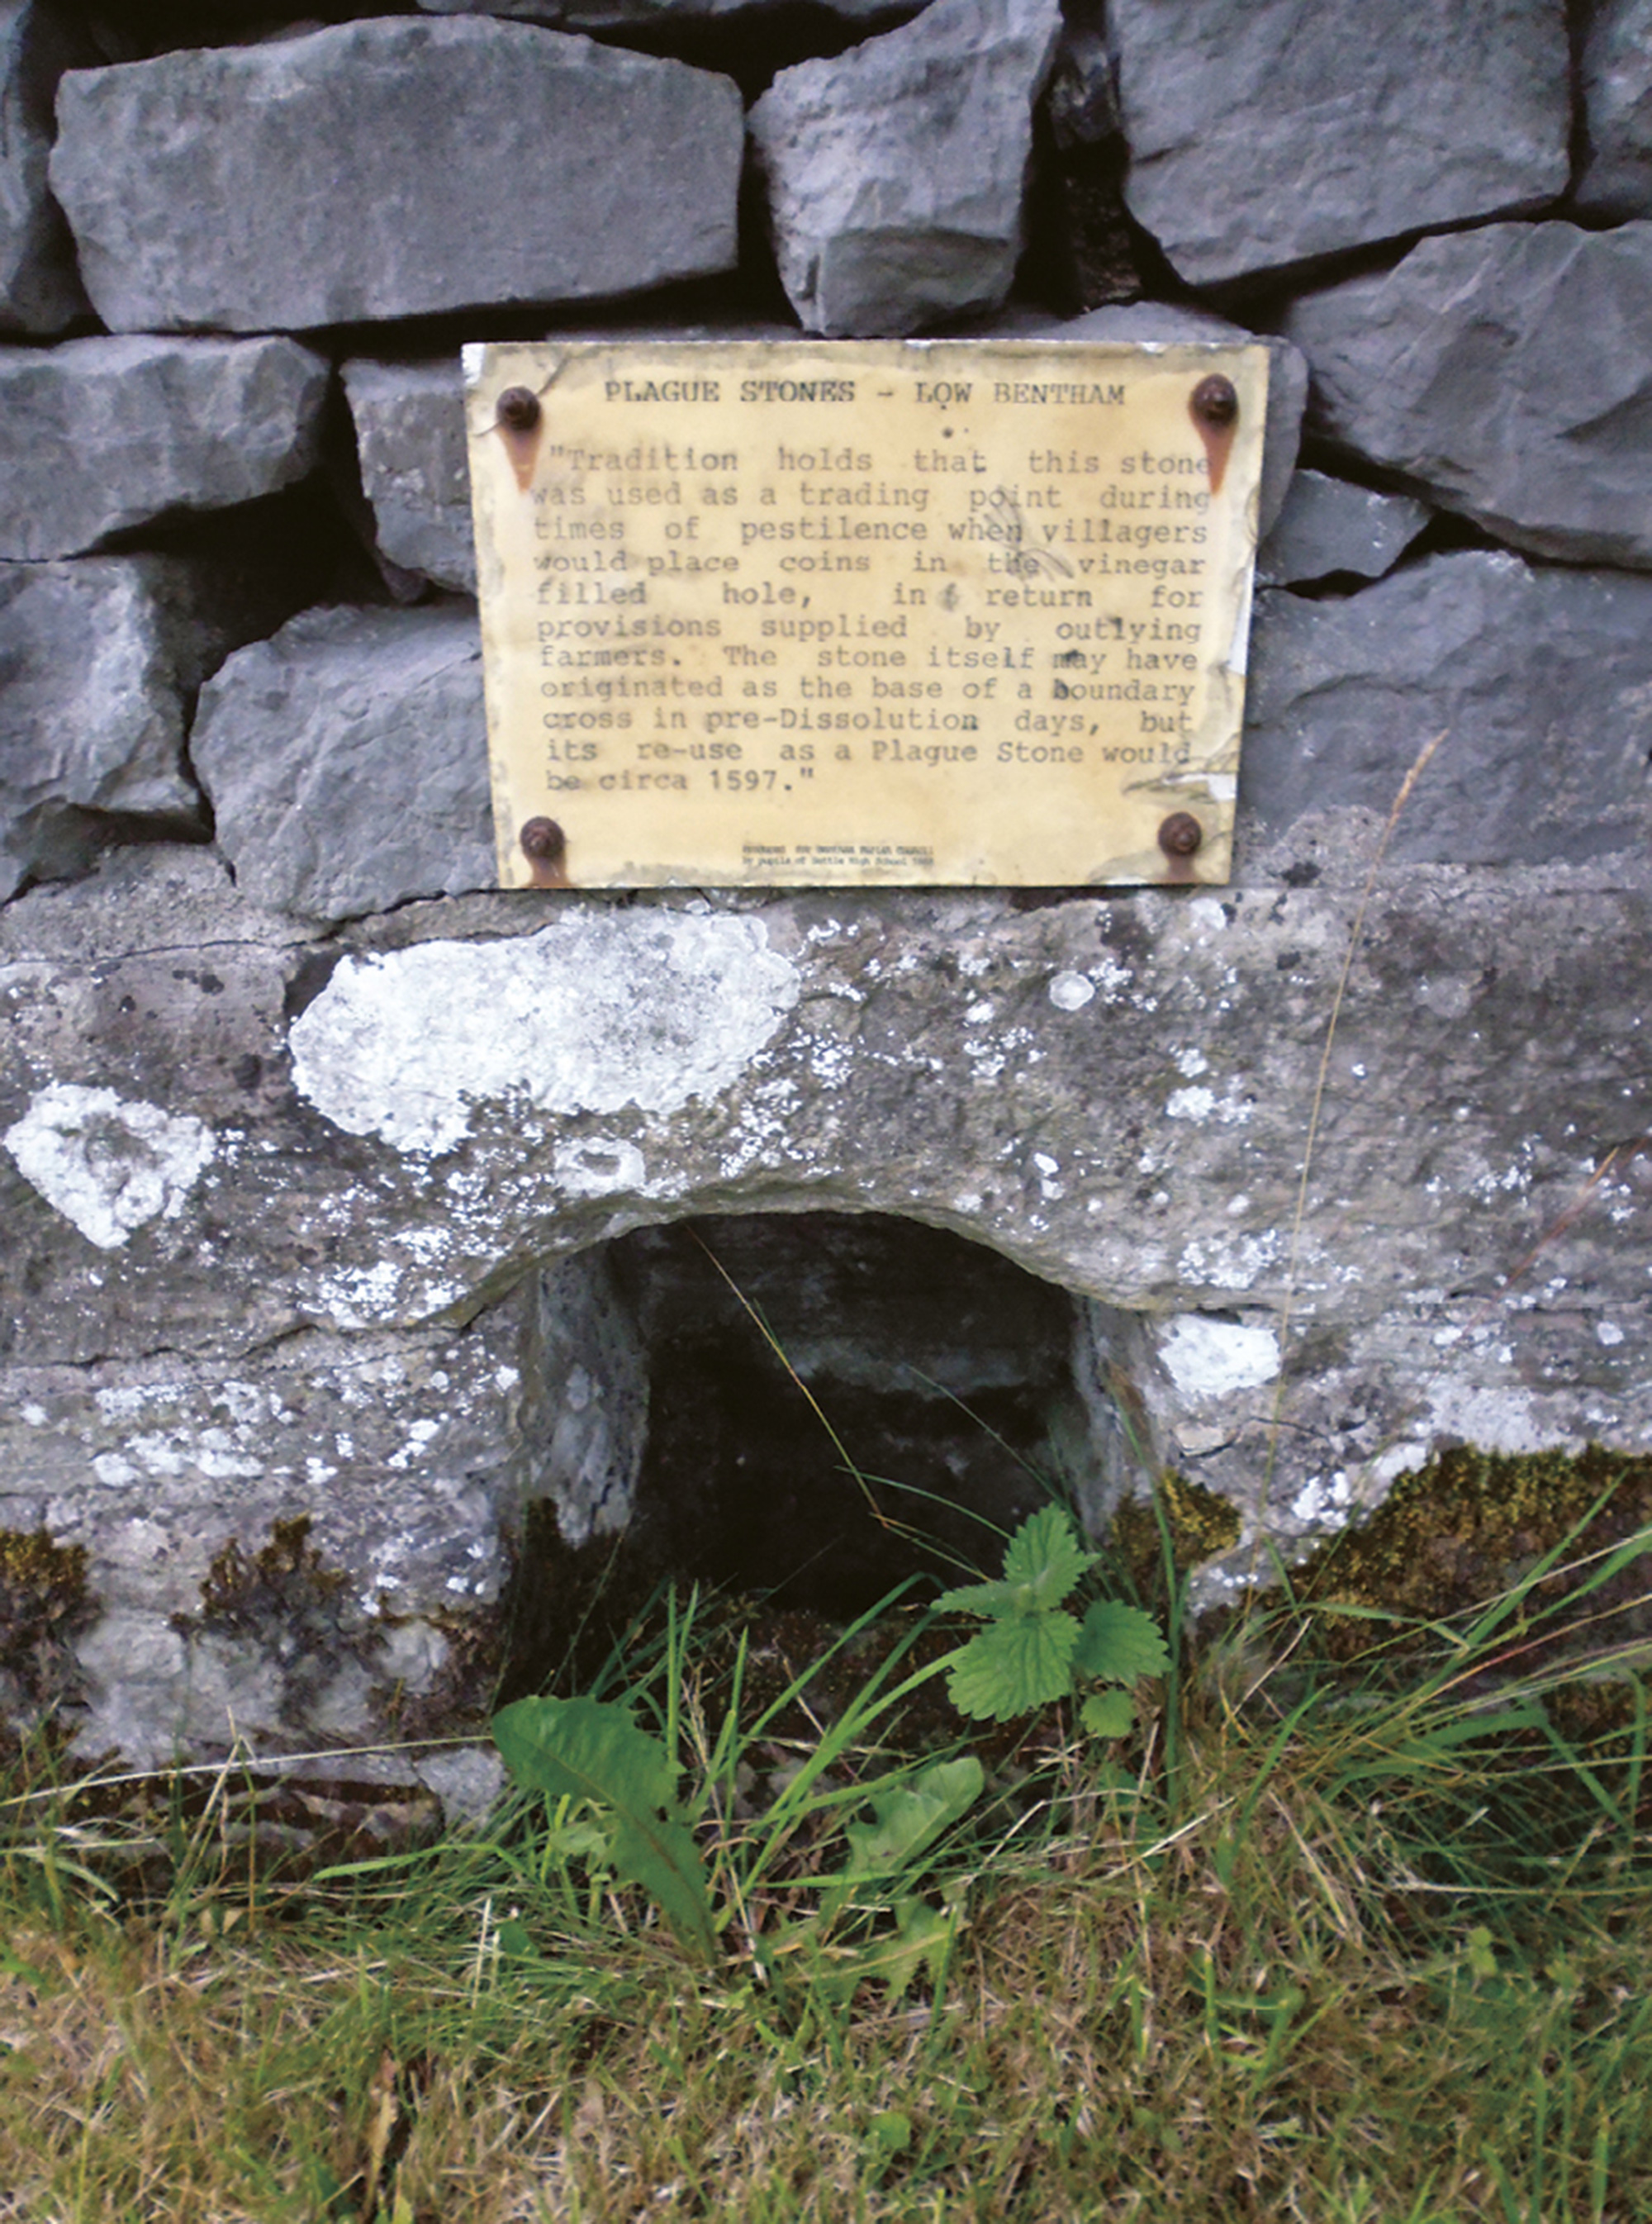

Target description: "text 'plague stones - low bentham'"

left=467, top=340, right=1267, bottom=888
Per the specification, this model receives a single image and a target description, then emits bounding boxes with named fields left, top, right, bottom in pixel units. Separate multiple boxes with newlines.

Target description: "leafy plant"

left=491, top=1691, right=718, bottom=1959
left=935, top=1504, right=1170, bottom=1732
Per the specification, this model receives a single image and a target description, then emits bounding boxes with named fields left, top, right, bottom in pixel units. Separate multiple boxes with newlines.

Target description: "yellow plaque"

left=465, top=339, right=1266, bottom=888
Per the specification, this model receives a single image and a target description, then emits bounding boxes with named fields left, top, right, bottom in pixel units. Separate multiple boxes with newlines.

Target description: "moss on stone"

left=0, top=1527, right=94, bottom=1722
left=1284, top=1442, right=1652, bottom=1661
left=1112, top=1469, right=1243, bottom=1595
left=177, top=1516, right=385, bottom=1722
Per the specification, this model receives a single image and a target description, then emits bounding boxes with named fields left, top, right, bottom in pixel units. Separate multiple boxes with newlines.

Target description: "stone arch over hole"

left=498, top=1209, right=1147, bottom=1699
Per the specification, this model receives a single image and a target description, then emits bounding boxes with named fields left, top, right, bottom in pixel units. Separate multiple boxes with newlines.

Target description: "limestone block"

left=0, top=0, right=93, bottom=334
left=1107, top=0, right=1569, bottom=287
left=1241, top=552, right=1652, bottom=873
left=190, top=603, right=493, bottom=923
left=1284, top=222, right=1652, bottom=570
left=50, top=17, right=743, bottom=333
left=1029, top=302, right=1306, bottom=535
left=1255, top=469, right=1430, bottom=589
left=0, top=335, right=330, bottom=562
left=342, top=358, right=473, bottom=596
left=749, top=0, right=1062, bottom=337
left=0, top=555, right=302, bottom=902
left=1577, top=0, right=1652, bottom=216
left=4, top=847, right=1652, bottom=1761
left=416, top=0, right=912, bottom=22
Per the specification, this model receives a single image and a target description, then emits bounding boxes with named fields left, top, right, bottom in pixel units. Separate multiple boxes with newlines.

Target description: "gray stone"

left=1578, top=0, right=1652, bottom=217
left=0, top=0, right=94, bottom=335
left=750, top=0, right=1062, bottom=337
left=416, top=0, right=915, bottom=23
left=1107, top=0, right=1569, bottom=287
left=190, top=602, right=493, bottom=923
left=1255, top=469, right=1430, bottom=588
left=3, top=841, right=1652, bottom=1760
left=0, top=555, right=301, bottom=902
left=1026, top=303, right=1307, bottom=535
left=342, top=358, right=473, bottom=596
left=1241, top=551, right=1652, bottom=873
left=1284, top=222, right=1652, bottom=570
left=0, top=335, right=330, bottom=562
left=50, top=17, right=742, bottom=334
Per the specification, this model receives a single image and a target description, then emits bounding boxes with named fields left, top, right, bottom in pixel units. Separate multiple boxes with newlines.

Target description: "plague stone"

left=465, top=340, right=1267, bottom=888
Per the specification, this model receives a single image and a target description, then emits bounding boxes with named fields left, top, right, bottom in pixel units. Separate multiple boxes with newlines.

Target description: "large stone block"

left=1255, top=469, right=1430, bottom=590
left=750, top=0, right=1062, bottom=337
left=1108, top=0, right=1569, bottom=287
left=0, top=335, right=330, bottom=562
left=50, top=17, right=743, bottom=334
left=342, top=358, right=473, bottom=596
left=0, top=555, right=302, bottom=902
left=416, top=0, right=912, bottom=22
left=190, top=603, right=493, bottom=923
left=1577, top=0, right=1652, bottom=217
left=0, top=0, right=93, bottom=334
left=1241, top=552, right=1652, bottom=875
left=1284, top=223, right=1652, bottom=570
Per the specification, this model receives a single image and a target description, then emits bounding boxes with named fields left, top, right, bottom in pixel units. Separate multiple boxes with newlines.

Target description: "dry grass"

left=2, top=1618, right=1650, bottom=2224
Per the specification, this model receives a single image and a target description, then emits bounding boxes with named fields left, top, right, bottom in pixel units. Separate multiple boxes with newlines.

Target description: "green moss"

left=1285, top=1442, right=1652, bottom=1661
left=1112, top=1470, right=1243, bottom=1596
left=0, top=1528, right=95, bottom=1719
left=176, top=1517, right=384, bottom=1721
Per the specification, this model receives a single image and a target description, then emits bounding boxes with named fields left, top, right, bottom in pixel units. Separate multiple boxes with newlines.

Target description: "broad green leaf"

left=1080, top=1688, right=1135, bottom=1738
left=491, top=1694, right=717, bottom=1959
left=936, top=1508, right=1097, bottom=1622
left=1002, top=1506, right=1097, bottom=1609
left=933, top=1575, right=1021, bottom=1620
left=945, top=1610, right=1080, bottom=1721
left=843, top=1756, right=984, bottom=1880
left=1073, top=1599, right=1171, bottom=1685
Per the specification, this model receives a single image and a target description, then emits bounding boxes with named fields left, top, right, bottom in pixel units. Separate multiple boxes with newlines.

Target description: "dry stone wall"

left=1, top=0, right=1650, bottom=1803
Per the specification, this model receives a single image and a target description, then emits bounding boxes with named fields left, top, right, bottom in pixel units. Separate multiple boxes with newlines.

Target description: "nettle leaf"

left=936, top=1508, right=1097, bottom=1623
left=1003, top=1506, right=1098, bottom=1609
left=1080, top=1688, right=1136, bottom=1739
left=946, top=1609, right=1080, bottom=1722
left=1073, top=1599, right=1172, bottom=1686
left=843, top=1756, right=984, bottom=1881
left=491, top=1694, right=717, bottom=1959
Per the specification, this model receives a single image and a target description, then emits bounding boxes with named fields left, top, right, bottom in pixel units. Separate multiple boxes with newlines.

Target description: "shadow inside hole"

left=500, top=1211, right=1101, bottom=1698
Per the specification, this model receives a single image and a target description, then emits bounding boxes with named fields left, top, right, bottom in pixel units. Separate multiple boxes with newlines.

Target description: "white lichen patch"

left=5, top=1084, right=215, bottom=1250
left=289, top=913, right=800, bottom=1155
left=1047, top=971, right=1094, bottom=1011
left=1157, top=1314, right=1281, bottom=1401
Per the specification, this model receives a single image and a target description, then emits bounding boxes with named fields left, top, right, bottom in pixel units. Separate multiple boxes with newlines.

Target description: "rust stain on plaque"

left=465, top=338, right=1267, bottom=889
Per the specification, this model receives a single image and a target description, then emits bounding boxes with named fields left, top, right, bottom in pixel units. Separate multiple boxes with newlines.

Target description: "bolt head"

left=497, top=387, right=542, bottom=433
left=1158, top=811, right=1203, bottom=858
left=520, top=816, right=566, bottom=863
left=1190, top=374, right=1238, bottom=428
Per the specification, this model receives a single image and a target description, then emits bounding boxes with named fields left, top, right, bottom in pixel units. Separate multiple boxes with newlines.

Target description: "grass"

left=2, top=1523, right=1651, bottom=2223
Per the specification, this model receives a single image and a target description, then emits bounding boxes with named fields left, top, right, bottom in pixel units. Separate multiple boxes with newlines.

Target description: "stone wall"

left=2, top=0, right=1650, bottom=1799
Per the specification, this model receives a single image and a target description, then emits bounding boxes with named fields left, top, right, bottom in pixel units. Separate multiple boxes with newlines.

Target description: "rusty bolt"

left=1190, top=373, right=1238, bottom=428
left=1158, top=811, right=1203, bottom=860
left=520, top=816, right=566, bottom=864
left=497, top=386, right=542, bottom=433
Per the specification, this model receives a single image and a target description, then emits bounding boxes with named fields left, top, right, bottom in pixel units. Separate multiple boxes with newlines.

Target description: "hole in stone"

left=499, top=1211, right=1132, bottom=1699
